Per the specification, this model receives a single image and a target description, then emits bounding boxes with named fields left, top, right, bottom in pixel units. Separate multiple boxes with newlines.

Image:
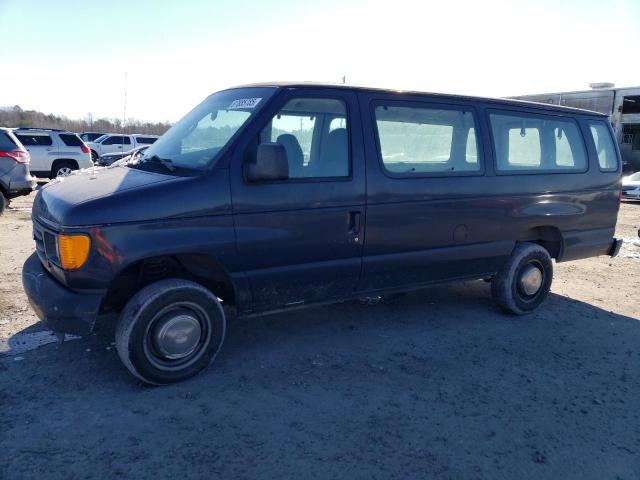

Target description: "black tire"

left=115, top=279, right=226, bottom=385
left=491, top=243, right=553, bottom=315
left=0, top=194, right=6, bottom=215
left=50, top=160, right=77, bottom=179
left=91, top=151, right=99, bottom=163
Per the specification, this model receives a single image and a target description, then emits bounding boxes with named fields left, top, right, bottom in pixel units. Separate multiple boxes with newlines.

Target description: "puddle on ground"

left=0, top=330, right=80, bottom=357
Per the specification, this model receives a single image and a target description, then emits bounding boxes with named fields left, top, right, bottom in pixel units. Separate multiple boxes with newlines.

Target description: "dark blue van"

left=22, top=83, right=623, bottom=384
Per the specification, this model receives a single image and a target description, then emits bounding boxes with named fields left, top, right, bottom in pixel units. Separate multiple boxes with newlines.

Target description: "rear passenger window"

left=15, top=133, right=53, bottom=146
left=490, top=112, right=587, bottom=172
left=59, top=134, right=84, bottom=147
left=589, top=121, right=618, bottom=171
left=136, top=137, right=157, bottom=144
left=374, top=104, right=480, bottom=175
left=104, top=136, right=131, bottom=145
left=260, top=98, right=349, bottom=178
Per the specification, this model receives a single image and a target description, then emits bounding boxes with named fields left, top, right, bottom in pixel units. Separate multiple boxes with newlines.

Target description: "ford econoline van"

left=22, top=83, right=623, bottom=384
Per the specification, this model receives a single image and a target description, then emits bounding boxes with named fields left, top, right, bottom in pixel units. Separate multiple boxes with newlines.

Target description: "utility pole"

left=123, top=72, right=128, bottom=133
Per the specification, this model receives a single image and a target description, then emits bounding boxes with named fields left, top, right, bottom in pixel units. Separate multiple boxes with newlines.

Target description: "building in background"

left=512, top=84, right=640, bottom=172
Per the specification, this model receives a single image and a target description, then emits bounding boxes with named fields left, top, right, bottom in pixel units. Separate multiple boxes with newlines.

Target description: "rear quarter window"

left=588, top=121, right=618, bottom=171
left=0, top=132, right=18, bottom=151
left=489, top=111, right=587, bottom=173
left=59, top=133, right=84, bottom=147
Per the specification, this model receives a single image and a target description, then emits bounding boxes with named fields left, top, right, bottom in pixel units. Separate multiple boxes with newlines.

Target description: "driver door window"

left=259, top=98, right=350, bottom=178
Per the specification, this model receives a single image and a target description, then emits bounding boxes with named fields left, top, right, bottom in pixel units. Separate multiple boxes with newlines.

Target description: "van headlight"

left=57, top=234, right=91, bottom=270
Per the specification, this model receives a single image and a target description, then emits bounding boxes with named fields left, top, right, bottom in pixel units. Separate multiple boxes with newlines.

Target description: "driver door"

left=229, top=89, right=366, bottom=312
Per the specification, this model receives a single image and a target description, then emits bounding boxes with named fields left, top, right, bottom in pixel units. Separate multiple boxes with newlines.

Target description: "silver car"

left=0, top=127, right=36, bottom=214
left=622, top=172, right=640, bottom=200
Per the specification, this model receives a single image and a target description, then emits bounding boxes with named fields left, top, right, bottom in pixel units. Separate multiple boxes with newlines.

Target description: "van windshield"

left=136, top=87, right=275, bottom=172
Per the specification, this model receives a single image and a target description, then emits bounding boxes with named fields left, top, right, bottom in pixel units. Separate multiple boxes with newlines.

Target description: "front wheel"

left=115, top=279, right=226, bottom=385
left=491, top=243, right=553, bottom=315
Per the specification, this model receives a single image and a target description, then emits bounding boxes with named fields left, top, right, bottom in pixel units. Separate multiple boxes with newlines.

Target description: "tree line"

left=0, top=105, right=172, bottom=135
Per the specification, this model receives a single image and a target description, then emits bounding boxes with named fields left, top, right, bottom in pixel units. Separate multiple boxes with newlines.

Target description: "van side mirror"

left=244, top=143, right=289, bottom=182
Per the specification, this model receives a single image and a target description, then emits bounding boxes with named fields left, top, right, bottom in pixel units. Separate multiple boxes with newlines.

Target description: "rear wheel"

left=115, top=279, right=226, bottom=385
left=51, top=160, right=77, bottom=179
left=0, top=194, right=6, bottom=215
left=491, top=243, right=553, bottom=315
left=91, top=150, right=99, bottom=162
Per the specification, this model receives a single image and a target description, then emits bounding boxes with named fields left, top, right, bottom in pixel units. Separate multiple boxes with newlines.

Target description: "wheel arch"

left=50, top=158, right=79, bottom=177
left=100, top=253, right=237, bottom=314
left=518, top=225, right=564, bottom=260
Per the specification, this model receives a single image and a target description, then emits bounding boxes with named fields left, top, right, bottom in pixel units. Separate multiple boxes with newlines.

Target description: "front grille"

left=33, top=221, right=59, bottom=270
left=33, top=226, right=46, bottom=265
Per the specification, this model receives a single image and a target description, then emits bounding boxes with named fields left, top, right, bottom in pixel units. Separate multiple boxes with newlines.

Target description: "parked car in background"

left=22, top=83, right=623, bottom=384
left=0, top=127, right=36, bottom=215
left=79, top=132, right=106, bottom=143
left=12, top=128, right=93, bottom=179
left=96, top=145, right=149, bottom=166
left=86, top=134, right=159, bottom=161
left=622, top=172, right=640, bottom=199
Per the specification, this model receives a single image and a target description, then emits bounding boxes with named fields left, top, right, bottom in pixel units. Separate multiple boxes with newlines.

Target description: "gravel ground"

left=1, top=190, right=639, bottom=479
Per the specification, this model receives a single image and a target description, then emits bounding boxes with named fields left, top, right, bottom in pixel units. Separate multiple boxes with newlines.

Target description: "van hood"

left=33, top=166, right=221, bottom=226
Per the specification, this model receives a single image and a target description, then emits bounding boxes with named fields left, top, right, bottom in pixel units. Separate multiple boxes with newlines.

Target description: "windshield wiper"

left=140, top=155, right=176, bottom=172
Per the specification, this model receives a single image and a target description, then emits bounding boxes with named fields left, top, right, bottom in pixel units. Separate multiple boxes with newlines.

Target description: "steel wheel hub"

left=519, top=264, right=543, bottom=296
left=153, top=312, right=202, bottom=360
left=57, top=167, right=72, bottom=177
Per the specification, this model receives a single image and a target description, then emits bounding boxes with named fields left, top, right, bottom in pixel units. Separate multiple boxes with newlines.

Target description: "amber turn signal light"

left=58, top=234, right=91, bottom=270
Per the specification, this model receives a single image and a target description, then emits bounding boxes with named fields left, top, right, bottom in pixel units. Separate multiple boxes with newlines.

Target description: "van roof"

left=232, top=81, right=609, bottom=117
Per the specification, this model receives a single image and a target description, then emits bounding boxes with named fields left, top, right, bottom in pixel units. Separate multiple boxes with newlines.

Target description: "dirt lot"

left=1, top=190, right=639, bottom=479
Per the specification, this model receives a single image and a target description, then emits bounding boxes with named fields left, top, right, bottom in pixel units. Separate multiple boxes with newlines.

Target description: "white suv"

left=87, top=134, right=159, bottom=161
left=13, top=129, right=93, bottom=179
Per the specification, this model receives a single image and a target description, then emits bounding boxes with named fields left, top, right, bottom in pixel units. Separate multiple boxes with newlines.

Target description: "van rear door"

left=229, top=89, right=366, bottom=311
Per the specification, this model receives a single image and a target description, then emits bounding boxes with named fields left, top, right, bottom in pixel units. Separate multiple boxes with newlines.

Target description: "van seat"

left=318, top=128, right=348, bottom=176
left=276, top=134, right=304, bottom=177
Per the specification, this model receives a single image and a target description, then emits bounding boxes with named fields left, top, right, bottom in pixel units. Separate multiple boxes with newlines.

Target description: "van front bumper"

left=22, top=252, right=103, bottom=335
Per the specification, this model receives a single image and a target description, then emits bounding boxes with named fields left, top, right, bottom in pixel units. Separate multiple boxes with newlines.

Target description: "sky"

left=0, top=0, right=638, bottom=123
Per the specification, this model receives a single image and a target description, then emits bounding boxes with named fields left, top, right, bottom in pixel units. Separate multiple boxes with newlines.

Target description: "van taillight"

left=0, top=150, right=29, bottom=163
left=81, top=145, right=90, bottom=154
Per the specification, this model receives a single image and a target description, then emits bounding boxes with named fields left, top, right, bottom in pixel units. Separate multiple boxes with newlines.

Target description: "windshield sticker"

left=228, top=98, right=262, bottom=110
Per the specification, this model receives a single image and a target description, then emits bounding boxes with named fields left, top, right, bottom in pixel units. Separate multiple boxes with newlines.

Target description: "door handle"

left=347, top=211, right=361, bottom=244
